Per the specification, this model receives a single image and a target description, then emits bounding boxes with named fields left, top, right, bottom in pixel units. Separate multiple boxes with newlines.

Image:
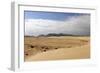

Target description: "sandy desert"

left=24, top=36, right=90, bottom=61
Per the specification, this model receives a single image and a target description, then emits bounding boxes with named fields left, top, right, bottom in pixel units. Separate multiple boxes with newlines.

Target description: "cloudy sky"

left=24, top=11, right=90, bottom=36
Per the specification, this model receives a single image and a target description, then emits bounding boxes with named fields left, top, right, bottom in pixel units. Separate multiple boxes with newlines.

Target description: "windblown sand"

left=24, top=36, right=90, bottom=61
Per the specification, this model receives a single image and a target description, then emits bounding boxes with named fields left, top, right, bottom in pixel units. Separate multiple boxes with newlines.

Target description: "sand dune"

left=25, top=44, right=90, bottom=61
left=24, top=36, right=90, bottom=61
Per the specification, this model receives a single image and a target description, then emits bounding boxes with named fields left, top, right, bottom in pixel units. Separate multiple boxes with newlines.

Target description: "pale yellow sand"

left=25, top=44, right=90, bottom=61
left=24, top=36, right=90, bottom=61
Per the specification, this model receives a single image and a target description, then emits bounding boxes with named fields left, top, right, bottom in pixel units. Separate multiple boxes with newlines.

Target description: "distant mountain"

left=25, top=33, right=90, bottom=37
left=37, top=33, right=89, bottom=37
left=46, top=33, right=73, bottom=36
left=25, top=35, right=35, bottom=37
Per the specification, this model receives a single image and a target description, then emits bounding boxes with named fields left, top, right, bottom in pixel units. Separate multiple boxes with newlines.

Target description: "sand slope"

left=25, top=44, right=90, bottom=61
left=24, top=36, right=90, bottom=61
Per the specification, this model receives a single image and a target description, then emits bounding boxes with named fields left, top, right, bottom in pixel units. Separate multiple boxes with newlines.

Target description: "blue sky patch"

left=24, top=11, right=89, bottom=21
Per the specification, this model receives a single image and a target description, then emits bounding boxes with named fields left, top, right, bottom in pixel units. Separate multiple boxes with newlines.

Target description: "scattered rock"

left=25, top=53, right=28, bottom=56
left=30, top=45, right=34, bottom=48
left=45, top=47, right=49, bottom=50
left=55, top=48, right=58, bottom=49
left=43, top=49, right=46, bottom=52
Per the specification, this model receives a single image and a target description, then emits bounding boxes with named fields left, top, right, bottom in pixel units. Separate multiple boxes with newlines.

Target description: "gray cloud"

left=25, top=15, right=90, bottom=36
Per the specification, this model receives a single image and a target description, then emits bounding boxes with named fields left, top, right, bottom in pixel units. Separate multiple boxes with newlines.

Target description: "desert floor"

left=24, top=36, right=90, bottom=61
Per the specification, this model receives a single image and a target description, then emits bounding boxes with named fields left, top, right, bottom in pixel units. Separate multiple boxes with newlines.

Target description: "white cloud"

left=25, top=15, right=90, bottom=36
